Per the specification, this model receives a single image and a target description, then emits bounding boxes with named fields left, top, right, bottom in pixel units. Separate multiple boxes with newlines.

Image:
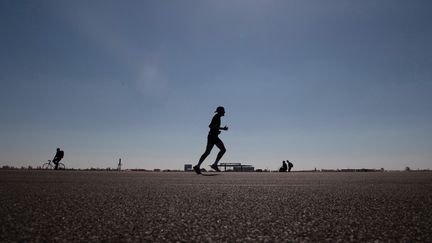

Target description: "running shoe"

left=210, top=164, right=221, bottom=172
left=193, top=165, right=201, bottom=174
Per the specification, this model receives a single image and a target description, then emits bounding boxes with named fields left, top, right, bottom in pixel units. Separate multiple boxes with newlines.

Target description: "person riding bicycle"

left=52, top=148, right=64, bottom=170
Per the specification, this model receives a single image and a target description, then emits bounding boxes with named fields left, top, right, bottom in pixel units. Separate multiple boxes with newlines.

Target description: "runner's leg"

left=196, top=139, right=214, bottom=168
left=213, top=138, right=226, bottom=166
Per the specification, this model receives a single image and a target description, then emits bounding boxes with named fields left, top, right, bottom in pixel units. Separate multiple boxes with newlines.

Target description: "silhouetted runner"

left=52, top=148, right=64, bottom=170
left=194, top=106, right=228, bottom=174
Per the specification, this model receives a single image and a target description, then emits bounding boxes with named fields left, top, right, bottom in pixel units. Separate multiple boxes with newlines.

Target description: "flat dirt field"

left=1, top=171, right=431, bottom=242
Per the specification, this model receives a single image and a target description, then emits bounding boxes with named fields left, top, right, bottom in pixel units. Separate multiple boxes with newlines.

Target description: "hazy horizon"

left=1, top=1, right=431, bottom=171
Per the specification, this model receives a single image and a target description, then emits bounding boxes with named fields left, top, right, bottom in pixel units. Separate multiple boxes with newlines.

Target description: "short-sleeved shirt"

left=208, top=114, right=221, bottom=136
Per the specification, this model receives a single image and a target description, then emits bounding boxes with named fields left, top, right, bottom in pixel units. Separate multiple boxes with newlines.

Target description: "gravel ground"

left=1, top=170, right=431, bottom=242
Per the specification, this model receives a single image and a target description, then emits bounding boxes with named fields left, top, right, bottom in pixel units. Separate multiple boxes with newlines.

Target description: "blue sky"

left=1, top=0, right=431, bottom=170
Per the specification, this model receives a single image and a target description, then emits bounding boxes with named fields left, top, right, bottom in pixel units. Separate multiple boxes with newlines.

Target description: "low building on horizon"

left=184, top=164, right=192, bottom=172
left=219, top=162, right=255, bottom=172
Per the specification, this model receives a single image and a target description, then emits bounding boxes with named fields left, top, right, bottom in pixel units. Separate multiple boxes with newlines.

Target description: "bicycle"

left=42, top=160, right=66, bottom=170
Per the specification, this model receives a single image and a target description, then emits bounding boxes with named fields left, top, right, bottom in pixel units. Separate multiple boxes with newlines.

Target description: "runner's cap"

left=215, top=106, right=225, bottom=113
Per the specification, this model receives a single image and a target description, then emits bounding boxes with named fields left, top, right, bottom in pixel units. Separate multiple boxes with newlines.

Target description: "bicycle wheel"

left=42, top=163, right=53, bottom=169
left=58, top=163, right=66, bottom=170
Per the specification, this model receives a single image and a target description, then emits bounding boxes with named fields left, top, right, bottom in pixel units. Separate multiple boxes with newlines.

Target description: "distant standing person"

left=194, top=106, right=228, bottom=174
left=53, top=148, right=64, bottom=170
left=117, top=158, right=122, bottom=171
left=287, top=160, right=293, bottom=172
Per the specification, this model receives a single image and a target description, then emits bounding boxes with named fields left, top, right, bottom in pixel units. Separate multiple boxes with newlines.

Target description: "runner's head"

left=215, top=106, right=225, bottom=116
